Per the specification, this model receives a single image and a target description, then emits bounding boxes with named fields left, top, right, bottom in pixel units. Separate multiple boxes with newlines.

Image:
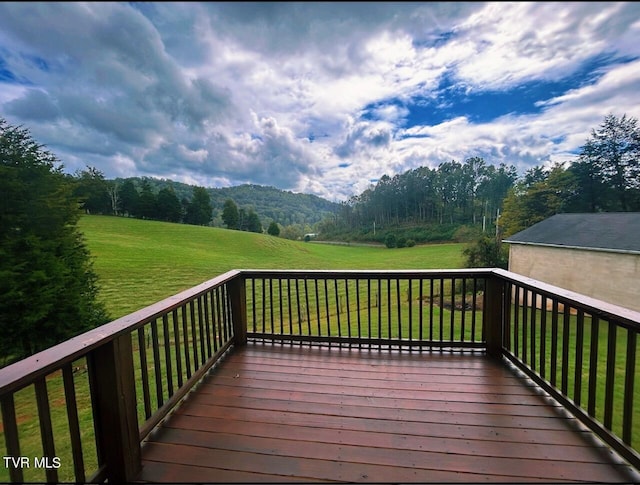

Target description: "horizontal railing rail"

left=1, top=267, right=638, bottom=481
left=0, top=269, right=243, bottom=483
left=493, top=269, right=640, bottom=471
left=241, top=269, right=494, bottom=351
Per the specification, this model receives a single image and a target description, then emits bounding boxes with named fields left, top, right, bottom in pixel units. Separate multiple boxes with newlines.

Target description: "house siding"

left=508, top=244, right=640, bottom=313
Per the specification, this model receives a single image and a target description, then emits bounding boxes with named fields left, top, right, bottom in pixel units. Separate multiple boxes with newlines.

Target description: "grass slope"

left=79, top=215, right=465, bottom=319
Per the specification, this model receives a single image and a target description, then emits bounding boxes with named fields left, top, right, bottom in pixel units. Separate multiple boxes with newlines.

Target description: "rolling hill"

left=78, top=214, right=465, bottom=319
left=114, top=176, right=340, bottom=227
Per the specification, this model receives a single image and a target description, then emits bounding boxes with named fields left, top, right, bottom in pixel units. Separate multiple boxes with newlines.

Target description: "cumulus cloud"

left=0, top=2, right=638, bottom=201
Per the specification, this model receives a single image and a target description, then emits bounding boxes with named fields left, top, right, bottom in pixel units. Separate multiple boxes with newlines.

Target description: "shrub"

left=384, top=233, right=397, bottom=248
left=453, top=225, right=482, bottom=242
left=463, top=235, right=509, bottom=269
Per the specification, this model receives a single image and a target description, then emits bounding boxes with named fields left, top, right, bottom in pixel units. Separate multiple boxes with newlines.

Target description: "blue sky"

left=0, top=2, right=639, bottom=201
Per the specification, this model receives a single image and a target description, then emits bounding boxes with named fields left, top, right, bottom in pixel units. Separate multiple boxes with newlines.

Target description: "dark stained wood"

left=150, top=319, right=163, bottom=407
left=623, top=329, right=636, bottom=445
left=137, top=327, right=152, bottom=419
left=1, top=394, right=23, bottom=483
left=62, top=363, right=85, bottom=482
left=35, top=377, right=58, bottom=483
left=588, top=315, right=600, bottom=416
left=605, top=320, right=617, bottom=429
left=484, top=276, right=505, bottom=359
left=0, top=270, right=241, bottom=398
left=89, top=334, right=141, bottom=482
left=136, top=344, right=640, bottom=483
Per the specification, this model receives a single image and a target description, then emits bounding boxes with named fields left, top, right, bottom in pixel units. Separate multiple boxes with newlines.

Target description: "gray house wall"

left=508, top=243, right=640, bottom=312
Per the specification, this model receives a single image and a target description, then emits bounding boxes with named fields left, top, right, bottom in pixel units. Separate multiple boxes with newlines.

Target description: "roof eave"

left=502, top=240, right=640, bottom=255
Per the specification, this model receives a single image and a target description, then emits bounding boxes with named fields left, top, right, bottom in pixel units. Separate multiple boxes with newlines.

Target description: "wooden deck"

left=135, top=343, right=640, bottom=483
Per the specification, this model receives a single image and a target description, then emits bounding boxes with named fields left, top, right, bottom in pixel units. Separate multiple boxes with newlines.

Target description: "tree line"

left=335, top=158, right=517, bottom=227
left=319, top=114, right=640, bottom=246
left=462, top=113, right=640, bottom=269
left=499, top=114, right=640, bottom=236
left=73, top=172, right=293, bottom=236
left=2, top=113, right=637, bottom=363
left=72, top=171, right=216, bottom=226
left=71, top=173, right=340, bottom=237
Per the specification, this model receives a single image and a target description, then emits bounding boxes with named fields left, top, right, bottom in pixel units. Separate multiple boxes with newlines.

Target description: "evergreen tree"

left=0, top=118, right=109, bottom=363
left=246, top=209, right=262, bottom=233
left=156, top=186, right=183, bottom=222
left=575, top=114, right=640, bottom=211
left=221, top=198, right=239, bottom=229
left=137, top=179, right=158, bottom=219
left=119, top=179, right=140, bottom=217
left=184, top=186, right=213, bottom=225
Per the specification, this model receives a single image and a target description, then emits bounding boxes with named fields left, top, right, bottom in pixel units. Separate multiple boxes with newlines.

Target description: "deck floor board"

left=136, top=343, right=639, bottom=483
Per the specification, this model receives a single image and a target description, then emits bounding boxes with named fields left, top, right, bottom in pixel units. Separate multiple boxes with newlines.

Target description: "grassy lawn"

left=78, top=215, right=465, bottom=319
left=1, top=215, right=467, bottom=482
left=508, top=305, right=640, bottom=445
left=1, top=215, right=638, bottom=481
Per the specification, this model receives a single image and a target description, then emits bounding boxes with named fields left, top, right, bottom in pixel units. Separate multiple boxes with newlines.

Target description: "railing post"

left=229, top=275, right=248, bottom=346
left=87, top=334, right=141, bottom=482
left=484, top=272, right=506, bottom=359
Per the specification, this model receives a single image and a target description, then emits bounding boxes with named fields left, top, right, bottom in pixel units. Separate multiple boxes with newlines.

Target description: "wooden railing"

left=242, top=269, right=494, bottom=351
left=1, top=268, right=639, bottom=482
left=493, top=269, right=640, bottom=471
left=0, top=270, right=244, bottom=483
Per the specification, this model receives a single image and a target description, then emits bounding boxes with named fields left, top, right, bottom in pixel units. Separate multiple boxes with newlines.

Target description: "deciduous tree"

left=267, top=221, right=280, bottom=236
left=73, top=165, right=111, bottom=214
left=463, top=235, right=508, bottom=269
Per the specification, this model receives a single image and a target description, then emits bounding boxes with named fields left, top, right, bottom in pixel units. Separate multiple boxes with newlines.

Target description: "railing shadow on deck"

left=0, top=268, right=639, bottom=482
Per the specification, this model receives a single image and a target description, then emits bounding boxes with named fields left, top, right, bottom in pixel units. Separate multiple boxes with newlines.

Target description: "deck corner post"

left=229, top=274, right=248, bottom=346
left=87, top=334, right=141, bottom=482
left=485, top=273, right=506, bottom=359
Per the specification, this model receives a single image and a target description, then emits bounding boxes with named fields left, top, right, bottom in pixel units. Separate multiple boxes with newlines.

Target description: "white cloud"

left=0, top=2, right=638, bottom=202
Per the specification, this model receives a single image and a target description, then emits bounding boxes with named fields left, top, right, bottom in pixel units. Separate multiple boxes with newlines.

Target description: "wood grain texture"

left=136, top=344, right=639, bottom=483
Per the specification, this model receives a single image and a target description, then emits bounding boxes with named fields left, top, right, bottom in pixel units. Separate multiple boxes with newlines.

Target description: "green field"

left=2, top=215, right=638, bottom=483
left=78, top=215, right=465, bottom=319
left=1, top=215, right=467, bottom=483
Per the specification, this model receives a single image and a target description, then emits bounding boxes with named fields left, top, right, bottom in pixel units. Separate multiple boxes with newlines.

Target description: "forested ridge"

left=70, top=114, right=640, bottom=244
left=76, top=174, right=340, bottom=234
left=2, top=113, right=639, bottom=361
left=319, top=158, right=517, bottom=244
left=321, top=114, right=640, bottom=245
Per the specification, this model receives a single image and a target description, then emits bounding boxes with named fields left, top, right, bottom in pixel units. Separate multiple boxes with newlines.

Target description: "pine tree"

left=184, top=186, right=213, bottom=225
left=221, top=199, right=239, bottom=229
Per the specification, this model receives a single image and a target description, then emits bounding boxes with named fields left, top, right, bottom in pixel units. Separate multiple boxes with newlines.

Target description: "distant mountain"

left=113, top=176, right=340, bottom=227
left=209, top=184, right=340, bottom=226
